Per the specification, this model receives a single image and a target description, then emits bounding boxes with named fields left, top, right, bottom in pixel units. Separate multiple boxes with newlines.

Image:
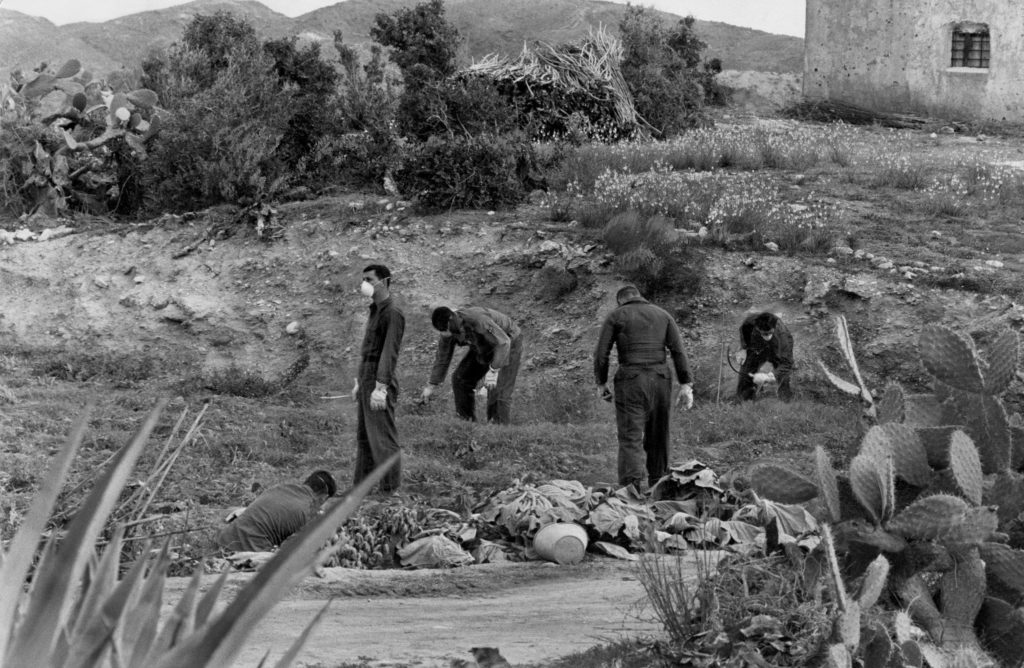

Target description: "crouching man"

left=217, top=470, right=337, bottom=552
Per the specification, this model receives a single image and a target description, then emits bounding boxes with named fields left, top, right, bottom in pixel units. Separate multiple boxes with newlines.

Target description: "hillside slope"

left=0, top=0, right=803, bottom=77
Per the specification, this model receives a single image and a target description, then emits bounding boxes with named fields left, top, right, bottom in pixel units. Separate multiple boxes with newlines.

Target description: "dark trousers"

left=451, top=335, right=523, bottom=424
left=736, top=354, right=793, bottom=401
left=614, top=364, right=672, bottom=488
left=353, top=371, right=401, bottom=492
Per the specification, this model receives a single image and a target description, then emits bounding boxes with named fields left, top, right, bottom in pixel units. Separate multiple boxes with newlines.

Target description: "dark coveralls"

left=217, top=483, right=319, bottom=552
left=429, top=306, right=523, bottom=424
left=355, top=296, right=405, bottom=492
left=594, top=296, right=691, bottom=489
left=736, top=313, right=794, bottom=401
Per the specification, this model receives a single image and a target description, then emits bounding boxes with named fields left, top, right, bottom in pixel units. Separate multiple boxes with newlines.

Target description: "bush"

left=397, top=132, right=536, bottom=212
left=603, top=211, right=704, bottom=296
left=33, top=349, right=157, bottom=386
left=619, top=8, right=721, bottom=137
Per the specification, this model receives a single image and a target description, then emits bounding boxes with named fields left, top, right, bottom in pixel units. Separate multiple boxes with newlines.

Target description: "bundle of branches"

left=786, top=99, right=965, bottom=131
left=465, top=26, right=651, bottom=139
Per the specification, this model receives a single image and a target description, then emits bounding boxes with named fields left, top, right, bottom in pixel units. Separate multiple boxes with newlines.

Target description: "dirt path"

left=164, top=557, right=683, bottom=667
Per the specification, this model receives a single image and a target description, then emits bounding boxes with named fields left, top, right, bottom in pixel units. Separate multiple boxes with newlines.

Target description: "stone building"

left=803, top=0, right=1024, bottom=121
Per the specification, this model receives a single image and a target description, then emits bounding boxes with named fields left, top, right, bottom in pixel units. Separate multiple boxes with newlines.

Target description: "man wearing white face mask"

left=735, top=311, right=794, bottom=402
left=352, top=264, right=405, bottom=493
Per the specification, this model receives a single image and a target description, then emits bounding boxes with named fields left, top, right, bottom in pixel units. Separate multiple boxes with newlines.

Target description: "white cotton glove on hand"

left=370, top=381, right=388, bottom=410
left=420, top=384, right=438, bottom=402
left=351, top=378, right=359, bottom=402
left=752, top=372, right=776, bottom=387
left=677, top=383, right=694, bottom=410
left=484, top=367, right=499, bottom=391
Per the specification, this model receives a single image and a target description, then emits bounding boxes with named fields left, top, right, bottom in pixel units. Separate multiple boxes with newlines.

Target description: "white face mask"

left=359, top=280, right=375, bottom=298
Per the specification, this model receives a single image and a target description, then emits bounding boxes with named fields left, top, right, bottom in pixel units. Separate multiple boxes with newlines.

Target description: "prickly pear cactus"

left=949, top=430, right=984, bottom=505
left=744, top=463, right=818, bottom=504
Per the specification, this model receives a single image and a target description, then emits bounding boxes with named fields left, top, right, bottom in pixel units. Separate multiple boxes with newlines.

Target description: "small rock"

left=93, top=275, right=110, bottom=289
left=697, top=226, right=708, bottom=239
left=911, top=260, right=927, bottom=268
left=150, top=296, right=169, bottom=310
left=764, top=242, right=779, bottom=252
left=877, top=261, right=894, bottom=270
left=831, top=245, right=854, bottom=256
left=903, top=271, right=916, bottom=280
left=133, top=275, right=145, bottom=284
left=285, top=320, right=301, bottom=335
left=13, top=228, right=35, bottom=241
left=930, top=230, right=943, bottom=237
left=853, top=249, right=867, bottom=260
left=985, top=259, right=1004, bottom=268
left=826, top=257, right=837, bottom=264
left=864, top=253, right=875, bottom=261
left=161, top=305, right=188, bottom=322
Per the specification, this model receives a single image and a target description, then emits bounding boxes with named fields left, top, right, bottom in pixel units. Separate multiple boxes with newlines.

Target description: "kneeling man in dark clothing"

left=217, top=470, right=337, bottom=552
left=735, top=311, right=794, bottom=402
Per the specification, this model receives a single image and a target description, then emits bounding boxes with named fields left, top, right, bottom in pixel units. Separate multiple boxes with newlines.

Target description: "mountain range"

left=0, top=0, right=803, bottom=81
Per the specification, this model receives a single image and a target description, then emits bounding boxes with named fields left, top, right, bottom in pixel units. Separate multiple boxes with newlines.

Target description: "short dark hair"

left=431, top=306, right=454, bottom=332
left=304, top=470, right=337, bottom=497
left=616, top=285, right=642, bottom=303
left=362, top=264, right=391, bottom=283
left=752, top=312, right=779, bottom=332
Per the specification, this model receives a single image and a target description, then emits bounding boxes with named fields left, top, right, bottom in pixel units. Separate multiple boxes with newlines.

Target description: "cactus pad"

left=815, top=446, right=841, bottom=523
left=826, top=642, right=850, bottom=668
left=879, top=424, right=933, bottom=487
left=983, top=329, right=1020, bottom=395
left=986, top=471, right=1024, bottom=526
left=837, top=600, right=861, bottom=651
left=857, top=554, right=890, bottom=609
left=745, top=463, right=818, bottom=503
left=979, top=543, right=1024, bottom=605
left=939, top=506, right=998, bottom=550
left=950, top=391, right=1011, bottom=474
left=919, top=326, right=985, bottom=394
left=976, top=596, right=1024, bottom=667
left=862, top=623, right=894, bottom=667
left=53, top=58, right=81, bottom=79
left=938, top=551, right=985, bottom=647
left=850, top=452, right=889, bottom=524
left=904, top=394, right=948, bottom=427
left=127, top=88, right=159, bottom=109
left=1010, top=427, right=1024, bottom=471
left=877, top=383, right=906, bottom=424
left=948, top=430, right=984, bottom=505
left=887, top=494, right=970, bottom=541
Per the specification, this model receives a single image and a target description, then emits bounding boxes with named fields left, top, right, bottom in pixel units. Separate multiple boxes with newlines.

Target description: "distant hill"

left=0, top=0, right=802, bottom=79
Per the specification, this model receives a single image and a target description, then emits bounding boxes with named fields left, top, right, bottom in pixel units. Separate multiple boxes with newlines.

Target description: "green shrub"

left=33, top=349, right=157, bottom=386
left=397, top=132, right=535, bottom=212
left=618, top=8, right=721, bottom=138
left=603, top=211, right=704, bottom=296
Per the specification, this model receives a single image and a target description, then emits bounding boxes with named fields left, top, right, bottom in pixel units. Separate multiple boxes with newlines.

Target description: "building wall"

left=804, top=0, right=1024, bottom=121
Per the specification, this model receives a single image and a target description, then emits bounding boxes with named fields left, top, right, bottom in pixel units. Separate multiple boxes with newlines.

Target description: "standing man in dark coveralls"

left=352, top=264, right=405, bottom=493
left=735, top=311, right=794, bottom=402
left=594, top=285, right=694, bottom=492
left=420, top=305, right=523, bottom=424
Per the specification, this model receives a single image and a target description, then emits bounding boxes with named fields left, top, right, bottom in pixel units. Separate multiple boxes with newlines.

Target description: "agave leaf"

left=123, top=545, right=171, bottom=668
left=64, top=541, right=164, bottom=668
left=0, top=405, right=92, bottom=659
left=814, top=446, right=840, bottom=523
left=270, top=601, right=331, bottom=668
left=835, top=315, right=873, bottom=405
left=152, top=454, right=398, bottom=668
left=145, top=568, right=203, bottom=659
left=64, top=526, right=126, bottom=653
left=817, top=359, right=862, bottom=397
left=194, top=568, right=230, bottom=627
left=7, top=401, right=166, bottom=664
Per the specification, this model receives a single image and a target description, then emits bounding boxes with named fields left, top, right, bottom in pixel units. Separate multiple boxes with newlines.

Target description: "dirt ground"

left=163, top=556, right=675, bottom=668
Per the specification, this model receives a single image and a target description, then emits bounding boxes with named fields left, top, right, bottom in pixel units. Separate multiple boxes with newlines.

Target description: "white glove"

left=598, top=384, right=613, bottom=402
left=678, top=383, right=694, bottom=409
left=484, top=367, right=499, bottom=391
left=734, top=349, right=747, bottom=365
left=420, top=384, right=438, bottom=402
left=752, top=372, right=776, bottom=386
left=370, top=381, right=388, bottom=410
left=224, top=507, right=246, bottom=523
left=351, top=378, right=359, bottom=402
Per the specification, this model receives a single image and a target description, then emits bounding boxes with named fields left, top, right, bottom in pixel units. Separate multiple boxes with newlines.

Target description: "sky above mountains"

left=1, top=0, right=806, bottom=36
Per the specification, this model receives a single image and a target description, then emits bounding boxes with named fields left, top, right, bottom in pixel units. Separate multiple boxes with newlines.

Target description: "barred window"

left=951, top=27, right=990, bottom=68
